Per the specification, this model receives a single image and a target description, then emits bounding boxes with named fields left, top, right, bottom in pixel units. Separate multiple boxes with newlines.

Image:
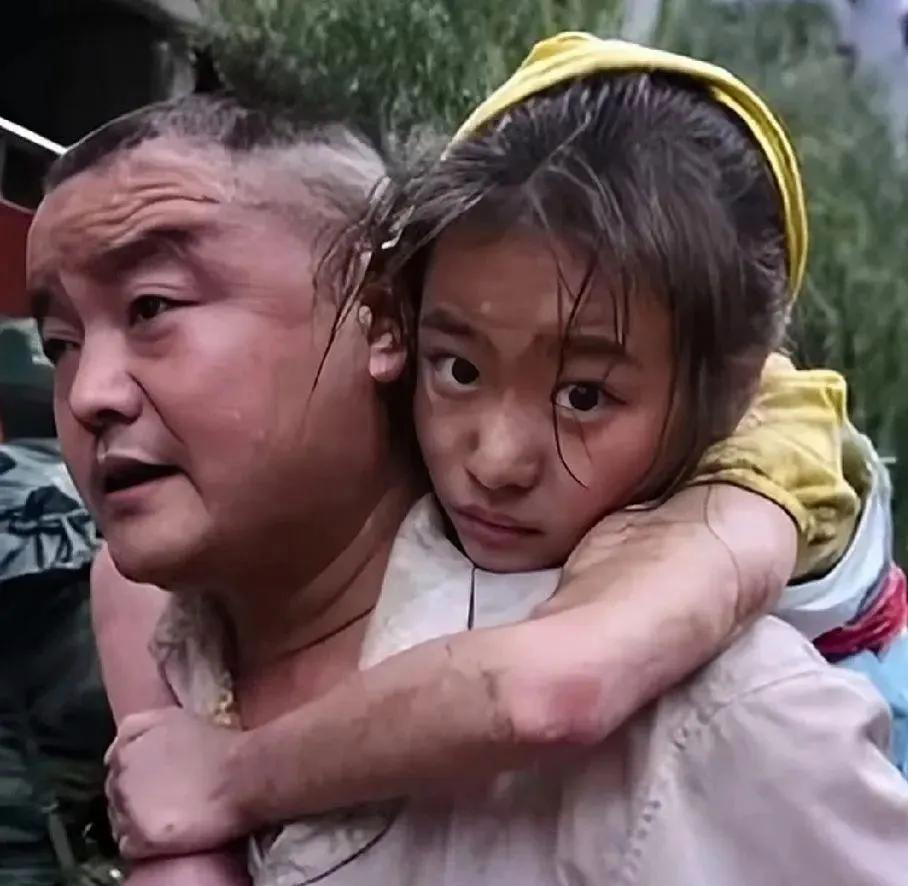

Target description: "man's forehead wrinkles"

left=86, top=197, right=221, bottom=251
left=105, top=140, right=236, bottom=195
left=47, top=193, right=225, bottom=268
left=50, top=144, right=236, bottom=225
left=62, top=186, right=224, bottom=229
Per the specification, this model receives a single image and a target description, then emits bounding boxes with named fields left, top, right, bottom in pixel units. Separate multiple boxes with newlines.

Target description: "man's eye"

left=40, top=337, right=78, bottom=365
left=434, top=355, right=480, bottom=388
left=554, top=382, right=609, bottom=415
left=128, top=295, right=176, bottom=325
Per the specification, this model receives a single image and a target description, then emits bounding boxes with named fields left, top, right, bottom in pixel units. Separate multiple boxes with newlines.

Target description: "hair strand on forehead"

left=332, top=71, right=790, bottom=504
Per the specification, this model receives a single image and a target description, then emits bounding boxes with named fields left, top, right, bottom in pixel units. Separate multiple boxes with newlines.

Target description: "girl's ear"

left=357, top=289, right=407, bottom=383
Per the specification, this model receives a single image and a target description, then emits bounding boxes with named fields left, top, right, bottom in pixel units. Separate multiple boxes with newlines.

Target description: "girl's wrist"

left=230, top=719, right=300, bottom=831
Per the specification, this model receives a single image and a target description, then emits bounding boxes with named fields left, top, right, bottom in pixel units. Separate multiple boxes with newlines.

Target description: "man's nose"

left=66, top=332, right=142, bottom=431
left=466, top=405, right=543, bottom=493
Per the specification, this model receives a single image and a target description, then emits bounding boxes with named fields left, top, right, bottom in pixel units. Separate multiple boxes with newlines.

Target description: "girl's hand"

left=125, top=851, right=251, bottom=886
left=106, top=707, right=252, bottom=858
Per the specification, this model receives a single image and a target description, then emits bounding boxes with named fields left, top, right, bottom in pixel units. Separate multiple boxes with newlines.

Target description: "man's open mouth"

left=101, top=457, right=179, bottom=494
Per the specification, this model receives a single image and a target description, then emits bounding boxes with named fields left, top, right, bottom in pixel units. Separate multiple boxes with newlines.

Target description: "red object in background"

left=0, top=200, right=33, bottom=317
left=815, top=565, right=908, bottom=661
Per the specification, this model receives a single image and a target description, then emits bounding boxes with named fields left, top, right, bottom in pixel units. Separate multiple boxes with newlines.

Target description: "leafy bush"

left=196, top=0, right=621, bottom=141
left=198, top=0, right=907, bottom=558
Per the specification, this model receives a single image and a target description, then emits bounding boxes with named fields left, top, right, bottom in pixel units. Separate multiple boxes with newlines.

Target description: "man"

left=26, top=96, right=878, bottom=885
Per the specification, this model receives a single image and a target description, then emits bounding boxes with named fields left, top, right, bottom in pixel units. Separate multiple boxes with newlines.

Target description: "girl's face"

left=414, top=221, right=676, bottom=572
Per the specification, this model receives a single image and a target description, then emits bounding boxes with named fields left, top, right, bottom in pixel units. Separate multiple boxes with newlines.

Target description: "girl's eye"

left=434, top=355, right=480, bottom=388
left=128, top=295, right=176, bottom=325
left=554, top=382, right=609, bottom=416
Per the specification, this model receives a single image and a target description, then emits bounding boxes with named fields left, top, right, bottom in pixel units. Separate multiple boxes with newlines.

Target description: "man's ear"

left=357, top=288, right=407, bottom=383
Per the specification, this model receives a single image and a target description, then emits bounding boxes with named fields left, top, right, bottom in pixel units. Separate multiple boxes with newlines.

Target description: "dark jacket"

left=0, top=440, right=120, bottom=885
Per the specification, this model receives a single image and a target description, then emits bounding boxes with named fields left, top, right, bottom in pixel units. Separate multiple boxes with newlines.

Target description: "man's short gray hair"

left=45, top=94, right=386, bottom=227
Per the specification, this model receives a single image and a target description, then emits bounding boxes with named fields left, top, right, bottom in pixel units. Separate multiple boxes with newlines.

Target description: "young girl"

left=326, top=32, right=908, bottom=883
left=366, top=32, right=807, bottom=577
left=106, top=33, right=907, bottom=885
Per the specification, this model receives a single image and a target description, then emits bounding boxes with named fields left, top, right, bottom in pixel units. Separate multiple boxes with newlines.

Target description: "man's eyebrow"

left=29, top=286, right=81, bottom=332
left=29, top=287, right=56, bottom=325
left=29, top=227, right=205, bottom=325
left=419, top=306, right=489, bottom=346
left=95, top=226, right=200, bottom=272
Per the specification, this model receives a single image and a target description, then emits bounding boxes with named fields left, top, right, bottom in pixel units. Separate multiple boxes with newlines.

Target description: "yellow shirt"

left=693, top=354, right=859, bottom=578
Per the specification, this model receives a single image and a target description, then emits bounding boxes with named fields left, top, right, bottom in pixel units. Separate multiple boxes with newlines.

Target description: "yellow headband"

left=453, top=32, right=808, bottom=301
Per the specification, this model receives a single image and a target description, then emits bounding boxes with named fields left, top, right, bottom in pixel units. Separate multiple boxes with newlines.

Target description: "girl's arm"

left=104, top=357, right=858, bottom=858
left=121, top=851, right=250, bottom=886
left=91, top=550, right=251, bottom=886
left=104, top=482, right=797, bottom=858
left=91, top=549, right=173, bottom=720
left=692, top=354, right=860, bottom=579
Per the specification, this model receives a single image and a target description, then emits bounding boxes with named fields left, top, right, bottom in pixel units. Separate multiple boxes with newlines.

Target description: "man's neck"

left=221, top=466, right=420, bottom=675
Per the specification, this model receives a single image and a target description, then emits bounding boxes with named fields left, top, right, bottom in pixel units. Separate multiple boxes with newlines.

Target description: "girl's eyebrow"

left=421, top=305, right=640, bottom=367
left=561, top=331, right=639, bottom=368
left=419, top=306, right=489, bottom=347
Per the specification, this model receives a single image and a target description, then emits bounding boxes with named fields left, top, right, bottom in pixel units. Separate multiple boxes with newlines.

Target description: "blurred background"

left=0, top=2, right=906, bottom=882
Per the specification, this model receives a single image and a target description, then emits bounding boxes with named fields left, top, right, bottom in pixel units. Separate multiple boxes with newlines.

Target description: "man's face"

left=26, top=138, right=376, bottom=590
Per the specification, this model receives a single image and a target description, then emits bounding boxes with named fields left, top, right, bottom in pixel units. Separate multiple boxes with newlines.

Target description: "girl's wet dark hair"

left=333, top=72, right=791, bottom=500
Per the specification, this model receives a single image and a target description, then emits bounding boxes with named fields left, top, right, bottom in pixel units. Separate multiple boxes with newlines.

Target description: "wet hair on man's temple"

left=347, top=72, right=792, bottom=491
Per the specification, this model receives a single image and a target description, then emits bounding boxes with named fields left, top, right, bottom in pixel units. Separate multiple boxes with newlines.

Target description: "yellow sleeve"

left=690, top=354, right=860, bottom=579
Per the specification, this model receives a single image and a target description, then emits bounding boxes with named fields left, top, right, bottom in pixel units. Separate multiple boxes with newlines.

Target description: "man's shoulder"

left=582, top=618, right=840, bottom=788
left=648, top=616, right=880, bottom=742
left=583, top=618, right=888, bottom=851
left=684, top=615, right=824, bottom=707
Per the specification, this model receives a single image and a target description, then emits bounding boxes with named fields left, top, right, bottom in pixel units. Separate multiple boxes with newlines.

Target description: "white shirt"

left=153, top=496, right=908, bottom=886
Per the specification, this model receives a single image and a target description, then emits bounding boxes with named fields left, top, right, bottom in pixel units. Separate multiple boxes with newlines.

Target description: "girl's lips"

left=453, top=506, right=540, bottom=548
